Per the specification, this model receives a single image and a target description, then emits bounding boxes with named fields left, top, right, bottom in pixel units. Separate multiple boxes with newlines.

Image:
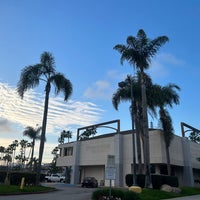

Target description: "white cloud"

left=84, top=80, right=113, bottom=100
left=0, top=82, right=104, bottom=135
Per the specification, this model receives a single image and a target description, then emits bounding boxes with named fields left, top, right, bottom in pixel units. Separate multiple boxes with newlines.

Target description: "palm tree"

left=151, top=84, right=180, bottom=175
left=7, top=140, right=18, bottom=168
left=114, top=29, right=169, bottom=187
left=0, top=146, right=5, bottom=162
left=112, top=75, right=142, bottom=176
left=17, top=52, right=73, bottom=184
left=23, top=126, right=41, bottom=171
left=112, top=73, right=156, bottom=175
left=58, top=130, right=72, bottom=144
left=65, top=130, right=72, bottom=143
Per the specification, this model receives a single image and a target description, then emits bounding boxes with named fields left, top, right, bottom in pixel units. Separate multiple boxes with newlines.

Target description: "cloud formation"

left=83, top=70, right=124, bottom=100
left=0, top=82, right=104, bottom=135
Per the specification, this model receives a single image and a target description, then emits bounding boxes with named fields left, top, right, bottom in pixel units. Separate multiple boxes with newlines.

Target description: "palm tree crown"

left=114, top=29, right=169, bottom=71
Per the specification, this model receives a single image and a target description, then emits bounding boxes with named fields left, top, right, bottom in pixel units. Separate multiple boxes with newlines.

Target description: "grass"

left=138, top=187, right=200, bottom=200
left=0, top=184, right=56, bottom=195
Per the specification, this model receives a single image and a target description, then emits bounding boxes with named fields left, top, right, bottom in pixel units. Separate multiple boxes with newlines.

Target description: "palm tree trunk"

left=166, top=144, right=171, bottom=175
left=30, top=139, right=35, bottom=171
left=36, top=82, right=50, bottom=185
left=141, top=72, right=151, bottom=187
left=134, top=104, right=142, bottom=174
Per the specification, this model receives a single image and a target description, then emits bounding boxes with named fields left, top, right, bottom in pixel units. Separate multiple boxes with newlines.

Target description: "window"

left=64, top=147, right=73, bottom=156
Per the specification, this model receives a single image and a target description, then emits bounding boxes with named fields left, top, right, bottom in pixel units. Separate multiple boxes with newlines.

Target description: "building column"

left=114, top=132, right=123, bottom=187
left=71, top=141, right=80, bottom=184
left=182, top=138, right=194, bottom=186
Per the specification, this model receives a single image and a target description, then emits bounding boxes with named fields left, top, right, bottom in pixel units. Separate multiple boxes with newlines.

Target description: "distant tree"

left=15, top=139, right=28, bottom=168
left=0, top=146, right=5, bottom=161
left=78, top=127, right=97, bottom=140
left=49, top=146, right=63, bottom=174
left=188, top=131, right=200, bottom=143
left=17, top=51, right=73, bottom=184
left=58, top=130, right=72, bottom=144
left=23, top=126, right=41, bottom=170
left=9, top=140, right=19, bottom=167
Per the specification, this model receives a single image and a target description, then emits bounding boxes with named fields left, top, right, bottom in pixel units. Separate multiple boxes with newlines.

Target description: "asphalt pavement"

left=0, top=183, right=96, bottom=200
left=0, top=183, right=199, bottom=200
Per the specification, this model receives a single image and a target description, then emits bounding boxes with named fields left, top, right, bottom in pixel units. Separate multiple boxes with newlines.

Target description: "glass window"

left=64, top=147, right=73, bottom=156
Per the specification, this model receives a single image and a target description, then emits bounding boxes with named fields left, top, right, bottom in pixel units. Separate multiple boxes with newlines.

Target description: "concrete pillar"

left=71, top=141, right=80, bottom=184
left=182, top=138, right=194, bottom=186
left=114, top=132, right=123, bottom=187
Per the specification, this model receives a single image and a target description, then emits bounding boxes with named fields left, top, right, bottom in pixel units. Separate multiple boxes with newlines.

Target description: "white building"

left=56, top=121, right=200, bottom=187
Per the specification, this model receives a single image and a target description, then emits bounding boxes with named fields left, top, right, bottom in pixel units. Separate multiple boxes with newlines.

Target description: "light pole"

left=118, top=77, right=137, bottom=186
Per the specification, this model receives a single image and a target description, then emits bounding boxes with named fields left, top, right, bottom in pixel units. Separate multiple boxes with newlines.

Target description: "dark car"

left=81, top=177, right=98, bottom=188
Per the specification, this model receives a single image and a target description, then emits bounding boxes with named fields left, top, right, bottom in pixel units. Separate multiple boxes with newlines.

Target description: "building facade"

left=56, top=129, right=200, bottom=187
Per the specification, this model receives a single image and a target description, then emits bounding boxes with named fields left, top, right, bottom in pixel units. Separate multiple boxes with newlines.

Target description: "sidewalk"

left=165, top=194, right=200, bottom=200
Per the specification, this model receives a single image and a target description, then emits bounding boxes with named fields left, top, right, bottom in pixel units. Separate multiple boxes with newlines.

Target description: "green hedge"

left=125, top=174, right=179, bottom=189
left=0, top=171, right=46, bottom=185
left=0, top=171, right=6, bottom=183
left=125, top=174, right=145, bottom=188
left=92, top=188, right=140, bottom=200
left=151, top=174, right=179, bottom=189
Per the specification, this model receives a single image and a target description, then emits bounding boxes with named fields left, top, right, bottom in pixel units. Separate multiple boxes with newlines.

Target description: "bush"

left=136, top=174, right=145, bottom=188
left=10, top=172, right=37, bottom=185
left=125, top=174, right=133, bottom=187
left=125, top=174, right=145, bottom=188
left=0, top=171, right=7, bottom=183
left=92, top=188, right=140, bottom=200
left=151, top=175, right=179, bottom=189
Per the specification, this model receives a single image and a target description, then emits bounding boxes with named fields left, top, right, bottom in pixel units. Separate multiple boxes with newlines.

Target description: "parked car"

left=45, top=174, right=65, bottom=182
left=81, top=177, right=98, bottom=188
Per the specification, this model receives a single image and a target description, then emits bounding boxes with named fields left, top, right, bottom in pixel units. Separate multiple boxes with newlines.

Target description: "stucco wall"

left=79, top=136, right=114, bottom=166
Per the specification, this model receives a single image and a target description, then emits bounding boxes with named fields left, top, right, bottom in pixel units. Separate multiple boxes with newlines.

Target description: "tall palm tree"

left=112, top=73, right=156, bottom=175
left=23, top=126, right=41, bottom=171
left=112, top=75, right=142, bottom=176
left=17, top=51, right=73, bottom=184
left=114, top=29, right=169, bottom=187
left=151, top=84, right=180, bottom=175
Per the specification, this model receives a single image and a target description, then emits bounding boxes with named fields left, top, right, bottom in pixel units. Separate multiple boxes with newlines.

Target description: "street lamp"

left=118, top=78, right=137, bottom=186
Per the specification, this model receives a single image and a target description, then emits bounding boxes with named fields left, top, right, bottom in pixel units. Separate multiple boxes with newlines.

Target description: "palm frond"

left=17, top=65, right=42, bottom=98
left=51, top=73, right=73, bottom=101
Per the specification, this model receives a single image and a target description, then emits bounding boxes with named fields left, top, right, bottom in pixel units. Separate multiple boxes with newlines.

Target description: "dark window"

left=64, top=147, right=73, bottom=156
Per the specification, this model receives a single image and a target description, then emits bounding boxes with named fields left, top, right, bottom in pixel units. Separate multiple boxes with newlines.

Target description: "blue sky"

left=0, top=0, right=200, bottom=162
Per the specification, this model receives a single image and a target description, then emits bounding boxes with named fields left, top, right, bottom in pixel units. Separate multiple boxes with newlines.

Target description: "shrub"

left=136, top=174, right=145, bottom=188
left=125, top=174, right=145, bottom=188
left=163, top=175, right=179, bottom=187
left=125, top=174, right=133, bottom=187
left=151, top=175, right=163, bottom=189
left=9, top=172, right=37, bottom=185
left=92, top=188, right=141, bottom=200
left=151, top=175, right=179, bottom=189
left=0, top=171, right=6, bottom=183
